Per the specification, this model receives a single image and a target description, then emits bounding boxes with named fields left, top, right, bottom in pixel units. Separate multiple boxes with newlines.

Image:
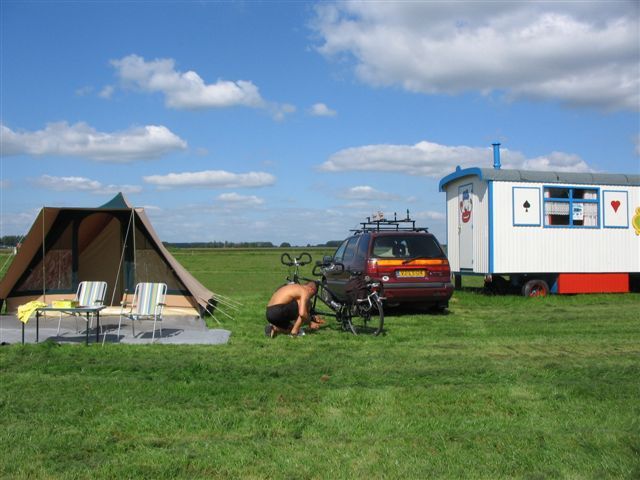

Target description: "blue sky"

left=1, top=1, right=639, bottom=246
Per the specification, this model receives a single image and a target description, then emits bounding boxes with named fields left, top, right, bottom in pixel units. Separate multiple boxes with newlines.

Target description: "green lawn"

left=1, top=249, right=639, bottom=478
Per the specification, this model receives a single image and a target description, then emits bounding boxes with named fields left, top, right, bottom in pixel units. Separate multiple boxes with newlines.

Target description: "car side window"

left=333, top=239, right=349, bottom=262
left=355, top=234, right=370, bottom=263
left=342, top=237, right=359, bottom=263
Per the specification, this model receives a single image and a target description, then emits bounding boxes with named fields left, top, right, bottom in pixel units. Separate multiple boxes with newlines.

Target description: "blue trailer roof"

left=439, top=167, right=640, bottom=192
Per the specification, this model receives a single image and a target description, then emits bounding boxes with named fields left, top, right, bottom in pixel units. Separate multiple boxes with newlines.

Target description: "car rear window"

left=372, top=235, right=444, bottom=259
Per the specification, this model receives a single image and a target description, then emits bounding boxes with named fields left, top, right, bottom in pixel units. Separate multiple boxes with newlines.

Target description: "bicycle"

left=280, top=252, right=385, bottom=336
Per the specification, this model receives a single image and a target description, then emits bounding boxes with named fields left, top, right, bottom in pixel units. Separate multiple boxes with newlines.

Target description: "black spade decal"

left=523, top=200, right=531, bottom=212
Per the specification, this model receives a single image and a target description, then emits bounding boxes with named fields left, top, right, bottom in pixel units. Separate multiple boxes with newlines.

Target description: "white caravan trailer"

left=439, top=144, right=640, bottom=296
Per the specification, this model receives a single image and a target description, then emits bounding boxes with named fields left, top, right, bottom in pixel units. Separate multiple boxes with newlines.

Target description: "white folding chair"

left=58, top=281, right=108, bottom=335
left=116, top=282, right=167, bottom=342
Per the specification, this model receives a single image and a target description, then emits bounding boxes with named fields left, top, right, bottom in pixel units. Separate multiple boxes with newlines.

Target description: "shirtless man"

left=265, top=282, right=323, bottom=338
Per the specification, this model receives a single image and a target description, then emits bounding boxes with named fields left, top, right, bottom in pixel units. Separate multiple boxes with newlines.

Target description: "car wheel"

left=432, top=302, right=448, bottom=314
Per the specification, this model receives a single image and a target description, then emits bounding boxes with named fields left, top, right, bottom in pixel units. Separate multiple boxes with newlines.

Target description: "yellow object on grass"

left=17, top=301, right=48, bottom=324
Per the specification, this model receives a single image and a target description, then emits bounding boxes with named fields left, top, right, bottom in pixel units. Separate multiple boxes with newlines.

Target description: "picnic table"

left=21, top=305, right=106, bottom=345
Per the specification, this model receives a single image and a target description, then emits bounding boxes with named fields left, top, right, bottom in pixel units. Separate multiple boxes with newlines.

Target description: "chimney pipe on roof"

left=492, top=143, right=501, bottom=170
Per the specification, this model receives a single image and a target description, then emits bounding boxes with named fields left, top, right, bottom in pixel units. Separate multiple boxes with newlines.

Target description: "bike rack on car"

left=351, top=210, right=429, bottom=233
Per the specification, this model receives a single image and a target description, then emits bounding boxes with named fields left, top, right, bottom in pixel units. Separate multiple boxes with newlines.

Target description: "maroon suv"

left=322, top=216, right=454, bottom=310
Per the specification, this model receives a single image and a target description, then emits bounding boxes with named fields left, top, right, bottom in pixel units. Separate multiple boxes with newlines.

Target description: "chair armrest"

left=120, top=301, right=134, bottom=314
left=120, top=290, right=130, bottom=308
left=154, top=303, right=166, bottom=317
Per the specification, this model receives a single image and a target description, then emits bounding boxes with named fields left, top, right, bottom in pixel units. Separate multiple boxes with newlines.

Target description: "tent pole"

left=42, top=207, right=46, bottom=304
left=110, top=210, right=134, bottom=308
left=200, top=301, right=222, bottom=325
left=132, top=208, right=137, bottom=285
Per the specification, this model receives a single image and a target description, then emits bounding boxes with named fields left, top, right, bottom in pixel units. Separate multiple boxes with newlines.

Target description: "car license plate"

left=396, top=270, right=426, bottom=278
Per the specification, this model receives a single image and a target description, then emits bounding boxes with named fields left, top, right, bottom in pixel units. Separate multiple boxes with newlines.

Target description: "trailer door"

left=458, top=183, right=473, bottom=270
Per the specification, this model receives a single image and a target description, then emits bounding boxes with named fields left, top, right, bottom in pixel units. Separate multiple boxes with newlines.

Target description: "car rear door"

left=351, top=233, right=370, bottom=274
left=325, top=236, right=359, bottom=300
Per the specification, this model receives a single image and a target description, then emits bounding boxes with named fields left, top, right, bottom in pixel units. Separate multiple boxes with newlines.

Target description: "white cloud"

left=413, top=210, right=446, bottom=222
left=133, top=200, right=448, bottom=246
left=271, top=103, right=297, bottom=121
left=1, top=122, right=187, bottom=162
left=110, top=54, right=297, bottom=118
left=75, top=86, right=93, bottom=96
left=312, top=2, right=639, bottom=111
left=309, top=102, right=337, bottom=117
left=33, top=175, right=142, bottom=195
left=340, top=185, right=398, bottom=200
left=99, top=85, right=115, bottom=99
left=141, top=204, right=162, bottom=212
left=0, top=210, right=40, bottom=235
left=111, top=54, right=266, bottom=110
left=319, top=140, right=592, bottom=177
left=217, top=192, right=265, bottom=207
left=520, top=152, right=592, bottom=172
left=143, top=170, right=276, bottom=189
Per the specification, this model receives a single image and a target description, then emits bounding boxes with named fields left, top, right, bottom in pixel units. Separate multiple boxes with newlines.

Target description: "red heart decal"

left=611, top=200, right=620, bottom=212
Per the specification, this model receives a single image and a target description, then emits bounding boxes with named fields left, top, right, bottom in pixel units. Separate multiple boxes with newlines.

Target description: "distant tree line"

left=324, top=240, right=342, bottom=247
left=163, top=240, right=342, bottom=249
left=0, top=235, right=342, bottom=250
left=0, top=236, right=22, bottom=247
left=1, top=236, right=341, bottom=249
left=165, top=241, right=276, bottom=249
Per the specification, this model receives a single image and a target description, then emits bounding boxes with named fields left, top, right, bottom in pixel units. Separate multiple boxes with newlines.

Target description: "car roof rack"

left=351, top=210, right=429, bottom=233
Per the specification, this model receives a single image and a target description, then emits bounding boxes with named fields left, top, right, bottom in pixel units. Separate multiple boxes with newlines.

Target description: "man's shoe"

left=264, top=324, right=276, bottom=338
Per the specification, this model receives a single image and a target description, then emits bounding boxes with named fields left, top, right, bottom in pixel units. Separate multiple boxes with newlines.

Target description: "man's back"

left=268, top=284, right=304, bottom=307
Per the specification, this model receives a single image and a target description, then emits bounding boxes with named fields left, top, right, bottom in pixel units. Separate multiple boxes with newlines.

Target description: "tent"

left=0, top=193, right=219, bottom=316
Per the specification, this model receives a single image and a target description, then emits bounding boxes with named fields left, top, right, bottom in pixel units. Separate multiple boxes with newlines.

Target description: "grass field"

left=1, top=248, right=639, bottom=479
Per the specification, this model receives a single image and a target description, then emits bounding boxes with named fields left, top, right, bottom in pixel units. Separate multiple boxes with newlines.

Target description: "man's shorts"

left=266, top=299, right=298, bottom=329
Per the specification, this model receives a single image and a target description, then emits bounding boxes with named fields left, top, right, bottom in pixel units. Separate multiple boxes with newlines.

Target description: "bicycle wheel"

left=351, top=295, right=384, bottom=336
left=338, top=307, right=358, bottom=335
left=310, top=293, right=337, bottom=323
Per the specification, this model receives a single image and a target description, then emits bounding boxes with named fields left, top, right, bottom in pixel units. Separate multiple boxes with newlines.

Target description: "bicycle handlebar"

left=298, top=252, right=312, bottom=265
left=280, top=252, right=312, bottom=267
left=312, top=263, right=324, bottom=277
left=312, top=260, right=346, bottom=277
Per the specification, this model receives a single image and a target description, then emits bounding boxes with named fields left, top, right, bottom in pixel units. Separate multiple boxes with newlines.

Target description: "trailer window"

left=543, top=187, right=599, bottom=228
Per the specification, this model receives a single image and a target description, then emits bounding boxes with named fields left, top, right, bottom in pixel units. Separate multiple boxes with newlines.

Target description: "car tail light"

left=427, top=259, right=450, bottom=278
left=366, top=258, right=378, bottom=275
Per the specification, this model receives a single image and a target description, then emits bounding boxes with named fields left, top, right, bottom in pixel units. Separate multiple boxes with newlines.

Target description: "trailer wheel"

left=522, top=279, right=549, bottom=297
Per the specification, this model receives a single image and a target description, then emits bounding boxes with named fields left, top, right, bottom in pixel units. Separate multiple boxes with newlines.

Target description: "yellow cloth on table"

left=17, top=301, right=48, bottom=324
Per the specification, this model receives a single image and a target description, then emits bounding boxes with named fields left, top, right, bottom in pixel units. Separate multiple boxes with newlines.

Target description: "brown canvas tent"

left=0, top=193, right=217, bottom=316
